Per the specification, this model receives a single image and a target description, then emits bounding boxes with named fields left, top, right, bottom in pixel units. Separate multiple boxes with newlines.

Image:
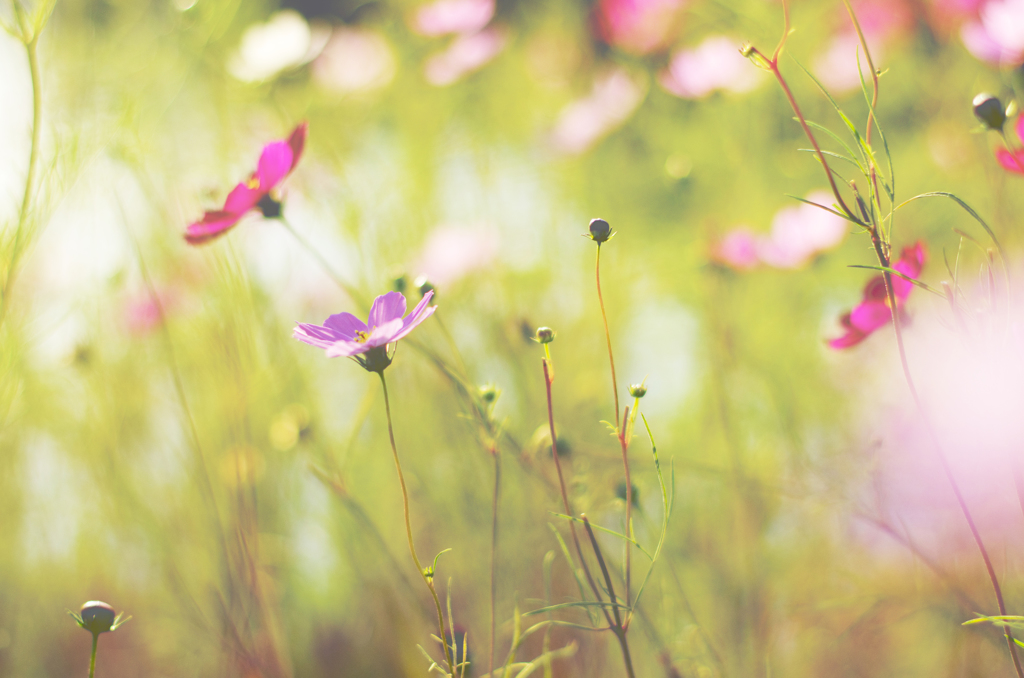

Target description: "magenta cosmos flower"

left=829, top=241, right=927, bottom=349
left=293, top=290, right=436, bottom=372
left=996, top=115, right=1024, bottom=174
left=185, top=122, right=308, bottom=245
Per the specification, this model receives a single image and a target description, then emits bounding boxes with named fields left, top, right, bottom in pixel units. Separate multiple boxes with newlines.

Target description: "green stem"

left=582, top=516, right=636, bottom=678
left=88, top=633, right=98, bottom=678
left=0, top=31, right=42, bottom=328
left=490, top=450, right=500, bottom=678
left=378, top=371, right=455, bottom=676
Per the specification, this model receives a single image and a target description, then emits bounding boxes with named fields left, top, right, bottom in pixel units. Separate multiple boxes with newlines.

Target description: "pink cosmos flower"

left=996, top=115, right=1024, bottom=174
left=960, top=0, right=1024, bottom=66
left=711, top=228, right=760, bottom=270
left=659, top=36, right=764, bottom=99
left=829, top=241, right=926, bottom=349
left=412, top=0, right=495, bottom=37
left=424, top=27, right=507, bottom=86
left=293, top=291, right=436, bottom=372
left=592, top=0, right=686, bottom=55
left=549, top=68, right=645, bottom=154
left=185, top=123, right=308, bottom=245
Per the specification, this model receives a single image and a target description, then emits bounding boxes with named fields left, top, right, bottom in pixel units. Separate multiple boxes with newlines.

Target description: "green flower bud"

left=414, top=276, right=435, bottom=298
left=628, top=383, right=647, bottom=398
left=79, top=601, right=116, bottom=635
left=479, top=384, right=500, bottom=403
left=587, top=218, right=613, bottom=243
left=392, top=274, right=409, bottom=294
left=534, top=327, right=556, bottom=344
left=973, top=93, right=1006, bottom=131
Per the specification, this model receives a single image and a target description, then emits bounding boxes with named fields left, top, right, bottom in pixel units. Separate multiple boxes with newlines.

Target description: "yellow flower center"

left=246, top=176, right=261, bottom=190
left=353, top=330, right=370, bottom=343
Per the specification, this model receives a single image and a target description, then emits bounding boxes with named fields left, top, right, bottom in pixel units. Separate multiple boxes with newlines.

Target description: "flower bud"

left=973, top=93, right=1006, bottom=131
left=587, top=218, right=613, bottom=243
left=256, top=193, right=283, bottom=219
left=534, top=327, right=556, bottom=344
left=79, top=601, right=116, bottom=635
left=615, top=480, right=640, bottom=508
left=628, top=383, right=647, bottom=398
left=414, top=276, right=435, bottom=298
left=479, top=384, right=500, bottom=403
left=392, top=274, right=409, bottom=294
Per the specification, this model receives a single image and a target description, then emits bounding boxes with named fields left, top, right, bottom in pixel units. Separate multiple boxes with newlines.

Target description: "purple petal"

left=388, top=292, right=437, bottom=343
left=294, top=322, right=343, bottom=350
left=287, top=122, right=308, bottom=173
left=325, top=340, right=375, bottom=358
left=323, top=312, right=367, bottom=340
left=996, top=148, right=1024, bottom=174
left=829, top=314, right=868, bottom=349
left=255, top=140, right=295, bottom=193
left=185, top=210, right=245, bottom=245
left=366, top=318, right=405, bottom=346
left=368, top=291, right=407, bottom=328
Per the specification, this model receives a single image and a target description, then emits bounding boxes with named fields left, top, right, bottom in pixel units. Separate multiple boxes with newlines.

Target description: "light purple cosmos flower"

left=293, top=291, right=436, bottom=372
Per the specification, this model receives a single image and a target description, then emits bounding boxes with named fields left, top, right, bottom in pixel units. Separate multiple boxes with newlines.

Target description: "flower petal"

left=1017, top=115, right=1024, bottom=146
left=389, top=292, right=437, bottom=343
left=293, top=322, right=344, bottom=349
left=223, top=180, right=265, bottom=214
left=323, top=312, right=368, bottom=340
left=185, top=210, right=245, bottom=245
left=849, top=299, right=893, bottom=334
left=368, top=291, right=407, bottom=328
left=996, top=148, right=1024, bottom=174
left=287, top=122, right=308, bottom=173
left=255, top=139, right=296, bottom=193
left=325, top=339, right=375, bottom=358
left=828, top=313, right=869, bottom=349
left=365, top=317, right=405, bottom=347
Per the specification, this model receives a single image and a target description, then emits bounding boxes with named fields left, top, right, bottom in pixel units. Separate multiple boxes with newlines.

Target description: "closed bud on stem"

left=414, top=276, right=435, bottom=298
left=534, top=327, right=556, bottom=344
left=586, top=218, right=614, bottom=243
left=628, top=383, right=647, bottom=398
left=973, top=93, right=1006, bottom=131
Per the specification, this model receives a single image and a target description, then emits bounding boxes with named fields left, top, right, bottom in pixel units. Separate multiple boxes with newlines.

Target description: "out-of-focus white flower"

left=659, top=35, right=763, bottom=99
left=424, top=27, right=507, bottom=86
left=549, top=68, right=646, bottom=154
left=229, top=11, right=327, bottom=83
left=413, top=224, right=500, bottom=286
left=412, top=0, right=495, bottom=37
left=312, top=27, right=396, bottom=94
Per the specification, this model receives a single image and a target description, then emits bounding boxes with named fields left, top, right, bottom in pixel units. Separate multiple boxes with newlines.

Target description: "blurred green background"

left=2, top=0, right=1024, bottom=675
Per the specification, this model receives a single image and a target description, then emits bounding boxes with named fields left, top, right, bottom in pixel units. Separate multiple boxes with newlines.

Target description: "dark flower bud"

left=479, top=384, right=500, bottom=403
left=973, top=93, right=1006, bottom=131
left=256, top=193, right=283, bottom=219
left=616, top=480, right=640, bottom=508
left=587, top=218, right=613, bottom=243
left=79, top=601, right=116, bottom=635
left=628, top=383, right=647, bottom=398
left=414, top=276, right=435, bottom=298
left=551, top=435, right=571, bottom=458
left=392, top=274, right=409, bottom=294
left=534, top=327, right=556, bottom=344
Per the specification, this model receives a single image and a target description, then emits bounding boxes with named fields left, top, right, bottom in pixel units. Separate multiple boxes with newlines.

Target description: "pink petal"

left=712, top=228, right=760, bottom=270
left=222, top=181, right=264, bottom=214
left=368, top=291, right=408, bottom=328
left=294, top=322, right=345, bottom=350
left=365, top=317, right=405, bottom=347
left=413, top=0, right=495, bottom=36
left=324, top=312, right=368, bottom=339
left=996, top=148, right=1024, bottom=174
left=287, top=122, right=308, bottom=172
left=849, top=299, right=893, bottom=334
left=424, top=27, right=506, bottom=86
left=1017, top=115, right=1024, bottom=145
left=828, top=313, right=869, bottom=349
left=324, top=339, right=375, bottom=358
left=388, top=304, right=437, bottom=344
left=255, top=139, right=296, bottom=193
left=185, top=210, right=245, bottom=245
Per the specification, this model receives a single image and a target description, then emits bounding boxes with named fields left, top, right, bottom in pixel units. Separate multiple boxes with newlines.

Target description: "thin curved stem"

left=582, top=516, right=636, bottom=678
left=596, top=245, right=620, bottom=430
left=0, top=32, right=42, bottom=328
left=490, top=450, right=500, bottom=678
left=378, top=372, right=455, bottom=676
left=278, top=217, right=368, bottom=312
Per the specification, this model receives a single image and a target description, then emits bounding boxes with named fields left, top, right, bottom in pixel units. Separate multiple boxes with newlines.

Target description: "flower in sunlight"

left=592, top=0, right=687, bottom=55
left=412, top=0, right=495, bottom=36
left=829, top=241, right=927, bottom=349
left=293, top=291, right=437, bottom=372
left=659, top=36, right=764, bottom=99
left=185, top=123, right=307, bottom=245
left=424, top=27, right=507, bottom=86
left=995, top=115, right=1024, bottom=174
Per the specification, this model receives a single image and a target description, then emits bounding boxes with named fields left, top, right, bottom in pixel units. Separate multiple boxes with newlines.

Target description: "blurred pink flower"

left=712, top=192, right=848, bottom=271
left=996, top=115, right=1024, bottom=174
left=549, top=68, right=645, bottom=154
left=123, top=290, right=177, bottom=335
left=412, top=0, right=495, bottom=36
left=829, top=241, right=926, bottom=349
left=813, top=0, right=912, bottom=93
left=593, top=0, right=686, bottom=55
left=294, top=291, right=436, bottom=371
left=312, top=27, right=396, bottom=94
left=659, top=36, right=763, bottom=99
left=960, top=0, right=1024, bottom=65
left=186, top=123, right=307, bottom=245
left=425, top=27, right=507, bottom=86
left=414, top=225, right=499, bottom=286
left=711, top=228, right=760, bottom=270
